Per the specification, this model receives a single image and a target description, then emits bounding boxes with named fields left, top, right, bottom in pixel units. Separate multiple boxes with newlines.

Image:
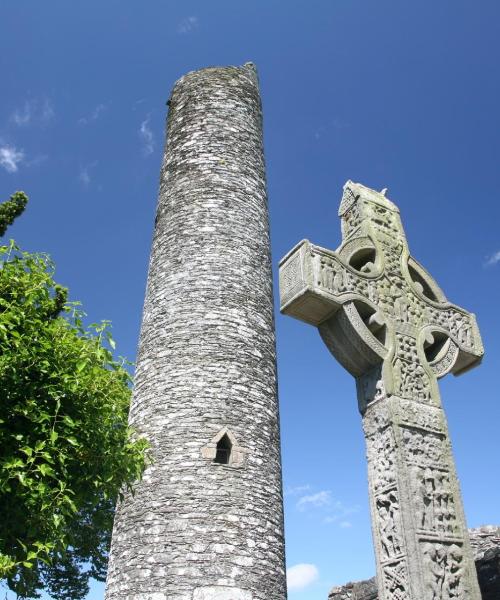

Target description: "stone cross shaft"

left=279, top=181, right=484, bottom=600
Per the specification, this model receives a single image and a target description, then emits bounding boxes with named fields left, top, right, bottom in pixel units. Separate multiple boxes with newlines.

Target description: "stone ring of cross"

left=279, top=180, right=483, bottom=412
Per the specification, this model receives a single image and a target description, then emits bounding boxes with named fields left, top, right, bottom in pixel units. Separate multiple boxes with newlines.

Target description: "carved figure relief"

left=318, top=256, right=349, bottom=294
left=422, top=542, right=466, bottom=600
left=376, top=490, right=403, bottom=559
left=362, top=394, right=391, bottom=435
left=368, top=280, right=379, bottom=304
left=402, top=428, right=445, bottom=467
left=369, top=202, right=400, bottom=236
left=412, top=467, right=458, bottom=535
left=397, top=400, right=443, bottom=432
left=391, top=281, right=409, bottom=322
left=367, top=427, right=396, bottom=492
left=450, top=314, right=472, bottom=348
left=343, top=204, right=362, bottom=237
left=393, top=356, right=431, bottom=404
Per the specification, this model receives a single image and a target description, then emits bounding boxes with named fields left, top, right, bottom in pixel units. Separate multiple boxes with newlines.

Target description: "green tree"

left=0, top=193, right=148, bottom=599
left=0, top=191, right=28, bottom=237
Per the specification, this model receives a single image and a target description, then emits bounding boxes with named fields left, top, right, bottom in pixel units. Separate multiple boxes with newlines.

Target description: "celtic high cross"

left=279, top=181, right=484, bottom=600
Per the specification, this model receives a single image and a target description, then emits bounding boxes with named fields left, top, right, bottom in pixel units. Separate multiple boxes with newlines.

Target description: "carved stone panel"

left=410, top=467, right=459, bottom=537
left=401, top=427, right=446, bottom=468
left=395, top=399, right=444, bottom=433
left=421, top=542, right=468, bottom=600
left=279, top=251, right=304, bottom=304
left=376, top=490, right=404, bottom=561
left=381, top=559, right=411, bottom=600
left=366, top=423, right=397, bottom=493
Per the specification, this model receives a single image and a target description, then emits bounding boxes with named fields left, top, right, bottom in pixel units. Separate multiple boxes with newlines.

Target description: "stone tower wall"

left=105, top=64, right=287, bottom=600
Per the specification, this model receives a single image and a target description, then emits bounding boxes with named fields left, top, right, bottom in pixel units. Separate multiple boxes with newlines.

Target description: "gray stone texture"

left=328, top=526, right=500, bottom=600
left=280, top=181, right=484, bottom=599
left=105, top=63, right=286, bottom=600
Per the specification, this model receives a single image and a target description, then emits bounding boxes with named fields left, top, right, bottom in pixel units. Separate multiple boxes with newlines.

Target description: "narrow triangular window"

left=214, top=434, right=232, bottom=465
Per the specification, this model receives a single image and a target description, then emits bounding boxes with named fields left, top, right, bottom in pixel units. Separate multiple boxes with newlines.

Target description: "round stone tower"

left=104, top=63, right=287, bottom=600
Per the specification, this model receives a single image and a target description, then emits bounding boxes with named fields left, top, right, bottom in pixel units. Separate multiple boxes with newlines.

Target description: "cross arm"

left=279, top=239, right=370, bottom=325
left=420, top=302, right=483, bottom=378
left=280, top=240, right=388, bottom=377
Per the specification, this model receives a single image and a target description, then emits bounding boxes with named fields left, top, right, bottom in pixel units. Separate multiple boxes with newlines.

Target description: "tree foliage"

left=0, top=194, right=148, bottom=598
left=0, top=191, right=28, bottom=237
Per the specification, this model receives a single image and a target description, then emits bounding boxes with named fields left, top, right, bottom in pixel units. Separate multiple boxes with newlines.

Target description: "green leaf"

left=39, top=463, right=55, bottom=477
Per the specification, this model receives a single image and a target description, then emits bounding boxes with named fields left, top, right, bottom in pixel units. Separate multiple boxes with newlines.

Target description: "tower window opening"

left=214, top=434, right=232, bottom=465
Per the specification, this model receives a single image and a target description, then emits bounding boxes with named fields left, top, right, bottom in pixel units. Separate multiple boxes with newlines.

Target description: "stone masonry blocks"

left=104, top=63, right=287, bottom=600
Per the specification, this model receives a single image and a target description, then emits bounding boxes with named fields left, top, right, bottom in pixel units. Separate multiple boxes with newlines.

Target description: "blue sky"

left=1, top=1, right=499, bottom=598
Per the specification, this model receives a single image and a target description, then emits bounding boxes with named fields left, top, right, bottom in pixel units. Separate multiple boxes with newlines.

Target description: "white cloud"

left=0, top=144, right=25, bottom=173
left=11, top=98, right=54, bottom=126
left=78, top=161, right=97, bottom=186
left=178, top=16, right=199, bottom=34
left=297, top=490, right=331, bottom=511
left=485, top=250, right=500, bottom=267
left=287, top=563, right=319, bottom=592
left=293, top=488, right=360, bottom=525
left=78, top=103, right=108, bottom=126
left=139, top=116, right=154, bottom=155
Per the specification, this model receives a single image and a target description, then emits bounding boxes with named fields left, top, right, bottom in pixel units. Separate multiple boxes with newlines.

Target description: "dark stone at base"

left=328, top=526, right=500, bottom=600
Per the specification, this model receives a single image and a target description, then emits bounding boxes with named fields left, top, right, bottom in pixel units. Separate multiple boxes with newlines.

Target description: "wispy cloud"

left=10, top=98, right=54, bottom=127
left=78, top=103, right=108, bottom=126
left=78, top=161, right=97, bottom=186
left=332, top=117, right=350, bottom=130
left=485, top=250, right=500, bottom=267
left=139, top=116, right=154, bottom=155
left=11, top=102, right=31, bottom=126
left=323, top=502, right=359, bottom=526
left=26, top=154, right=48, bottom=168
left=0, top=144, right=25, bottom=173
left=295, top=487, right=359, bottom=526
left=297, top=490, right=331, bottom=511
left=285, top=484, right=311, bottom=497
left=41, top=98, right=55, bottom=123
left=177, top=16, right=199, bottom=34
left=287, top=564, right=319, bottom=592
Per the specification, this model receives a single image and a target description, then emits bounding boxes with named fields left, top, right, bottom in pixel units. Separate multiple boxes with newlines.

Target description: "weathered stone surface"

left=280, top=181, right=484, bottom=599
left=105, top=63, right=286, bottom=600
left=470, top=526, right=500, bottom=600
left=328, top=527, right=500, bottom=600
left=328, top=578, right=377, bottom=600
